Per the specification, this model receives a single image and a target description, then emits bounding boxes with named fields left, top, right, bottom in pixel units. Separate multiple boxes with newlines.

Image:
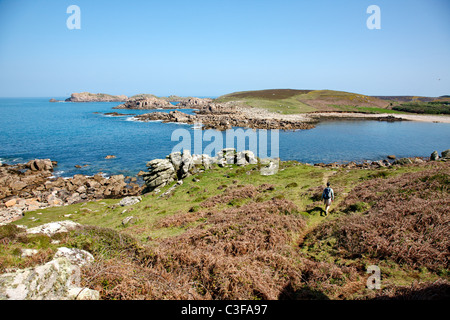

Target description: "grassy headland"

left=2, top=158, right=449, bottom=300
left=215, top=89, right=391, bottom=114
left=215, top=89, right=450, bottom=117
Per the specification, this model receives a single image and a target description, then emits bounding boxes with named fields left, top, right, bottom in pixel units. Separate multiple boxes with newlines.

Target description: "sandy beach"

left=307, top=112, right=450, bottom=123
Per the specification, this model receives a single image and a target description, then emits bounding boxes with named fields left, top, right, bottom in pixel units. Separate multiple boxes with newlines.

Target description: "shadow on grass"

left=306, top=206, right=326, bottom=216
left=279, top=282, right=330, bottom=300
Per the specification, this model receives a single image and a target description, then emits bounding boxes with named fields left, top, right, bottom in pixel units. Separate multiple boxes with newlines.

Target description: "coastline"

left=123, top=97, right=450, bottom=129
left=233, top=105, right=450, bottom=124
left=2, top=148, right=448, bottom=225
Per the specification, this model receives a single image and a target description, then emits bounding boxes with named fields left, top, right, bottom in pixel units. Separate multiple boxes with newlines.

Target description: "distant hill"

left=215, top=89, right=391, bottom=114
left=373, top=96, right=437, bottom=103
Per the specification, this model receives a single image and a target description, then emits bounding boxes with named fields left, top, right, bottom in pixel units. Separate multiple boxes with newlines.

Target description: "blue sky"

left=0, top=0, right=449, bottom=97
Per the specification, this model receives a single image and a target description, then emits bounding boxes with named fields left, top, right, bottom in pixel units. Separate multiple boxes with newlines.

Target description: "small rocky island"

left=113, top=96, right=213, bottom=110
left=50, top=92, right=128, bottom=102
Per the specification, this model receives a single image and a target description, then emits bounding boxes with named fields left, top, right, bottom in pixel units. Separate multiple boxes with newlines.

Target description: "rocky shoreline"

left=0, top=159, right=143, bottom=224
left=143, top=148, right=261, bottom=193
left=1, top=148, right=448, bottom=225
left=113, top=96, right=213, bottom=110
left=125, top=97, right=423, bottom=131
left=133, top=103, right=317, bottom=131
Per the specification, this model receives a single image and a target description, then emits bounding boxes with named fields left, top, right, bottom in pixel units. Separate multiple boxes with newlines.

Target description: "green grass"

left=10, top=161, right=429, bottom=237
left=332, top=105, right=405, bottom=114
left=393, top=101, right=450, bottom=114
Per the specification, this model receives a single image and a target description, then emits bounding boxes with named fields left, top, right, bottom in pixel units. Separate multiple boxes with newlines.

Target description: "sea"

left=0, top=98, right=449, bottom=178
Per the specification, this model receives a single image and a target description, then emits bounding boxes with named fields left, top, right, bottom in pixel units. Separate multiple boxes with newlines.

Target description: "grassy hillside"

left=393, top=101, right=450, bottom=115
left=2, top=160, right=449, bottom=300
left=215, top=89, right=391, bottom=114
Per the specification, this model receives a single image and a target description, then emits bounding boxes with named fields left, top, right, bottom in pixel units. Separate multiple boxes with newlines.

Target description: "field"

left=1, top=159, right=449, bottom=300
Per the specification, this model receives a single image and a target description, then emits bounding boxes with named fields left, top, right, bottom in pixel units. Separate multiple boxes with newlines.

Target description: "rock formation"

left=431, top=151, right=440, bottom=161
left=143, top=149, right=263, bottom=192
left=0, top=221, right=99, bottom=300
left=65, top=92, right=128, bottom=102
left=0, top=160, right=143, bottom=224
left=113, top=96, right=174, bottom=110
left=173, top=97, right=213, bottom=108
left=134, top=109, right=315, bottom=131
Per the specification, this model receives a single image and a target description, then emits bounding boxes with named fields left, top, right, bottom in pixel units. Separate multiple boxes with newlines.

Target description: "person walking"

left=322, top=182, right=334, bottom=215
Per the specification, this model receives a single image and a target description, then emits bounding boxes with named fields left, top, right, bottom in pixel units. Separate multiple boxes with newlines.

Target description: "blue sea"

left=0, top=98, right=449, bottom=177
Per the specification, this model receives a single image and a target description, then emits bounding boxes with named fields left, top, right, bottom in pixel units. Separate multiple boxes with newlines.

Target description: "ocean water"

left=0, top=98, right=449, bottom=177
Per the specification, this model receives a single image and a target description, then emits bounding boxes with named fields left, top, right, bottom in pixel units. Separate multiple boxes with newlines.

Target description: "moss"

left=285, top=182, right=298, bottom=188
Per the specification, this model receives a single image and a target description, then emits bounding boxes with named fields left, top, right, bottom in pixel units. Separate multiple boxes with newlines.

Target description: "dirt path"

left=322, top=170, right=338, bottom=186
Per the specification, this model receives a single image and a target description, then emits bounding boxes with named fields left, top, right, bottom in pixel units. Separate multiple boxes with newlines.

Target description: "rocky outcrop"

left=26, top=220, right=81, bottom=237
left=0, top=221, right=99, bottom=300
left=393, top=158, right=413, bottom=165
left=431, top=151, right=440, bottom=161
left=143, top=149, right=264, bottom=192
left=27, top=159, right=55, bottom=171
left=135, top=109, right=315, bottom=131
left=442, top=149, right=450, bottom=159
left=0, top=160, right=143, bottom=224
left=65, top=92, right=128, bottom=102
left=119, top=196, right=142, bottom=207
left=0, top=257, right=99, bottom=300
left=0, top=243, right=98, bottom=300
left=113, top=96, right=174, bottom=110
left=174, top=97, right=213, bottom=108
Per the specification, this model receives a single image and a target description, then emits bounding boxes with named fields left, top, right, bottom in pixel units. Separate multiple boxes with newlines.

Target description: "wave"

left=191, top=124, right=203, bottom=130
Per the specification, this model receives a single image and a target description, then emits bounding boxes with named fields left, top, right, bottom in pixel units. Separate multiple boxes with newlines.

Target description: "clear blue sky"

left=0, top=0, right=449, bottom=97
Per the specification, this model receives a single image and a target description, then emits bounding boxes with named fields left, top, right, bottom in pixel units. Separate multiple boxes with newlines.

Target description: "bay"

left=0, top=98, right=449, bottom=177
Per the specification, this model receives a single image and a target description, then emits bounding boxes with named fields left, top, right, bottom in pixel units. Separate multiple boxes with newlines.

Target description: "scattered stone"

left=53, top=247, right=94, bottom=267
left=5, top=198, right=17, bottom=207
left=119, top=196, right=142, bottom=206
left=21, top=249, right=39, bottom=257
left=393, top=158, right=413, bottom=165
left=260, top=158, right=280, bottom=176
left=387, top=155, right=396, bottom=160
left=26, top=220, right=81, bottom=237
left=122, top=216, right=138, bottom=226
